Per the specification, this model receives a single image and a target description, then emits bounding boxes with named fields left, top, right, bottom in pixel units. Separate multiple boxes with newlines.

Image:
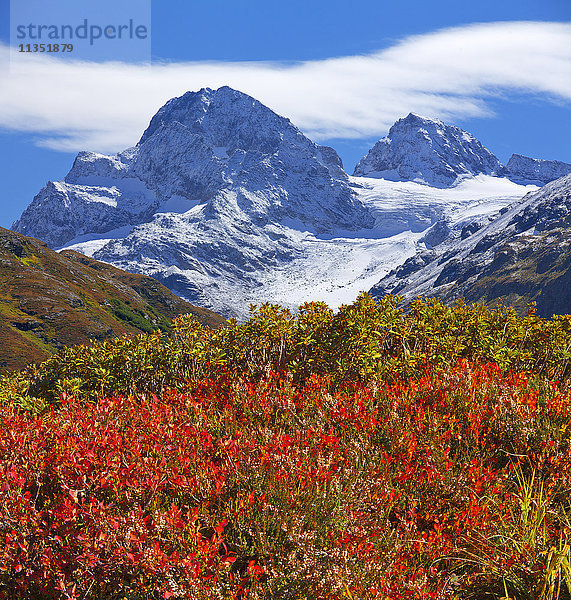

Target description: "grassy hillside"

left=0, top=228, right=225, bottom=372
left=1, top=293, right=570, bottom=599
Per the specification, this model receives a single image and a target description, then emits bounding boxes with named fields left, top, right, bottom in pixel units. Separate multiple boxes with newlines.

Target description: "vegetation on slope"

left=461, top=229, right=571, bottom=318
left=0, top=228, right=225, bottom=373
left=1, top=293, right=570, bottom=599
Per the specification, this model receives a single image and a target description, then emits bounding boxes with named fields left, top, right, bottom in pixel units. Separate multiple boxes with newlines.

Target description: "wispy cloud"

left=1, top=21, right=570, bottom=152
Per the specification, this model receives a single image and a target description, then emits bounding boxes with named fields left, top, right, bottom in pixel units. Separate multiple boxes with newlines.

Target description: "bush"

left=2, top=293, right=571, bottom=597
left=0, top=362, right=570, bottom=598
left=2, top=293, right=571, bottom=408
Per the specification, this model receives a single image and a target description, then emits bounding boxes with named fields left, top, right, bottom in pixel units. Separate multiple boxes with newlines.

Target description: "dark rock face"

left=508, top=178, right=571, bottom=233
left=461, top=231, right=571, bottom=317
left=419, top=219, right=452, bottom=249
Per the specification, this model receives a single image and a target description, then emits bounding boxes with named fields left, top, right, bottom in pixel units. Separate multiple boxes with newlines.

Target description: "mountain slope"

left=370, top=174, right=571, bottom=316
left=353, top=113, right=506, bottom=187
left=13, top=87, right=370, bottom=248
left=458, top=229, right=571, bottom=316
left=12, top=87, right=378, bottom=318
left=0, top=228, right=224, bottom=372
left=506, top=154, right=571, bottom=185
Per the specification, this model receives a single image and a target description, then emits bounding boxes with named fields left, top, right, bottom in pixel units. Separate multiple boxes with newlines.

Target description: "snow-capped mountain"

left=353, top=113, right=507, bottom=187
left=13, top=87, right=370, bottom=249
left=13, top=89, right=543, bottom=318
left=13, top=87, right=378, bottom=317
left=370, top=174, right=571, bottom=316
left=506, top=154, right=571, bottom=185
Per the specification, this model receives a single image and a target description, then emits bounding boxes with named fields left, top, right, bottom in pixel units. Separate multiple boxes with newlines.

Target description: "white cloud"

left=0, top=21, right=570, bottom=152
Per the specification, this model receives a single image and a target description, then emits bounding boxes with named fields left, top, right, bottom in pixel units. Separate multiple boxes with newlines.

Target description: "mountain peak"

left=400, top=112, right=444, bottom=127
left=138, top=86, right=294, bottom=154
left=354, top=114, right=505, bottom=187
left=13, top=85, right=371, bottom=257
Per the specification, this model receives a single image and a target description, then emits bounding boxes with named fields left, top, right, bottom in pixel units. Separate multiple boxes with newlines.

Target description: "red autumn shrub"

left=1, top=361, right=570, bottom=599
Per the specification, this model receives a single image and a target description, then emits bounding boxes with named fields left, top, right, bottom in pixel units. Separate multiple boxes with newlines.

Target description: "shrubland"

left=1, top=293, right=570, bottom=599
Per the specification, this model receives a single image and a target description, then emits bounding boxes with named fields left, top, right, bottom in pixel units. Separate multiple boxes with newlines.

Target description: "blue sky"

left=0, top=0, right=570, bottom=228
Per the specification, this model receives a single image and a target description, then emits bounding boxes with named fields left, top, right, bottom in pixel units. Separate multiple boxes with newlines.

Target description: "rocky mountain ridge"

left=353, top=113, right=508, bottom=187
left=370, top=174, right=571, bottom=316
left=506, top=153, right=571, bottom=185
left=352, top=113, right=570, bottom=189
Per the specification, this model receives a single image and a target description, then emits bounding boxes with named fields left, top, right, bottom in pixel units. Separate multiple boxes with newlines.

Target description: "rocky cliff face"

left=506, top=154, right=571, bottom=185
left=12, top=165, right=160, bottom=249
left=353, top=113, right=507, bottom=187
